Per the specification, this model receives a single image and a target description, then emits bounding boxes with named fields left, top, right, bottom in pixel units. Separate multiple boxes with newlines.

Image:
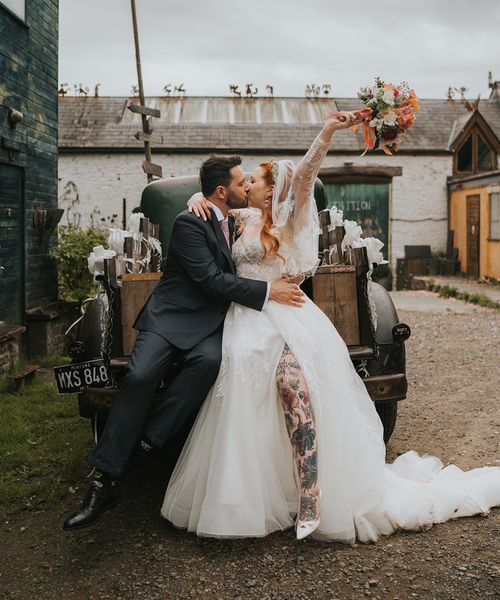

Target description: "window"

left=457, top=135, right=473, bottom=172
left=490, top=192, right=500, bottom=241
left=455, top=129, right=497, bottom=175
left=0, top=0, right=25, bottom=20
left=478, top=134, right=493, bottom=172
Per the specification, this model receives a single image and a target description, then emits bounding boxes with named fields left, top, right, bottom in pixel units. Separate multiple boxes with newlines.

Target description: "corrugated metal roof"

left=58, top=96, right=500, bottom=153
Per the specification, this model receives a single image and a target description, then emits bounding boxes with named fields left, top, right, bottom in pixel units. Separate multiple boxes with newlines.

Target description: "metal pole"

left=130, top=0, right=153, bottom=183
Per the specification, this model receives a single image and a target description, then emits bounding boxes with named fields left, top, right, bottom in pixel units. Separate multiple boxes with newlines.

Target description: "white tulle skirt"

left=161, top=298, right=500, bottom=543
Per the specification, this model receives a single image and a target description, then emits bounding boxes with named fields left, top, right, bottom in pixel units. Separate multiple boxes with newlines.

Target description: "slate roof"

left=58, top=95, right=500, bottom=154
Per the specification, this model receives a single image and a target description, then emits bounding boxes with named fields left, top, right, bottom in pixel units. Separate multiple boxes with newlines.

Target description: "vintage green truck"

left=55, top=176, right=410, bottom=446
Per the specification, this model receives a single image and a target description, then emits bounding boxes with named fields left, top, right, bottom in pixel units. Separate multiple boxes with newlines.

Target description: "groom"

left=63, top=155, right=304, bottom=531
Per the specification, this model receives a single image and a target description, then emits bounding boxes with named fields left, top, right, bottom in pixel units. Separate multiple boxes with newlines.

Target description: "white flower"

left=341, top=220, right=363, bottom=252
left=383, top=111, right=397, bottom=126
left=352, top=237, right=385, bottom=267
left=328, top=206, right=344, bottom=229
left=87, top=245, right=117, bottom=279
left=128, top=212, right=145, bottom=234
left=382, top=89, right=395, bottom=105
left=107, top=228, right=130, bottom=255
left=369, top=117, right=383, bottom=129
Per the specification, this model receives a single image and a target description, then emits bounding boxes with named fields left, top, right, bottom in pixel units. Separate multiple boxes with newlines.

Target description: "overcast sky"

left=59, top=0, right=500, bottom=100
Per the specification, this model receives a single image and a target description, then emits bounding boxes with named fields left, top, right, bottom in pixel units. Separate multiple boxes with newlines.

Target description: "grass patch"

left=0, top=374, right=92, bottom=519
left=427, top=281, right=500, bottom=310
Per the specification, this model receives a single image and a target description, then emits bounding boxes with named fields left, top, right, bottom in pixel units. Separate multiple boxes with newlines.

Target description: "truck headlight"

left=68, top=340, right=86, bottom=359
left=392, top=323, right=411, bottom=342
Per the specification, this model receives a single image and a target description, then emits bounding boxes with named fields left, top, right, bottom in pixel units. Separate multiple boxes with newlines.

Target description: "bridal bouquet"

left=354, top=77, right=420, bottom=155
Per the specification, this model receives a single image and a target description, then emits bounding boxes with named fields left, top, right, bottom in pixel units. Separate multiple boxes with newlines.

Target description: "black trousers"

left=90, top=328, right=222, bottom=478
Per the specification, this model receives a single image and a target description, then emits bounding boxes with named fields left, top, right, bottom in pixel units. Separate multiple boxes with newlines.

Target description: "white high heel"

left=296, top=490, right=321, bottom=540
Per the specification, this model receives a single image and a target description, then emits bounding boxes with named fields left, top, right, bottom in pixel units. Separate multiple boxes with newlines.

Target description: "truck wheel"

left=375, top=401, right=398, bottom=443
left=90, top=413, right=108, bottom=445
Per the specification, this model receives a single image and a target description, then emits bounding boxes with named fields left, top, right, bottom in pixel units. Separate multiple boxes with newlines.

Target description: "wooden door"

left=0, top=163, right=24, bottom=324
left=466, top=195, right=480, bottom=278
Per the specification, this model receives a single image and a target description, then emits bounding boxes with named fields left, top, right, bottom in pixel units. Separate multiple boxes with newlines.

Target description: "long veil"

left=271, top=159, right=321, bottom=277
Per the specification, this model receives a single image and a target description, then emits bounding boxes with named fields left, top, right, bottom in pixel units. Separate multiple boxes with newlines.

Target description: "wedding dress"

left=161, top=134, right=500, bottom=543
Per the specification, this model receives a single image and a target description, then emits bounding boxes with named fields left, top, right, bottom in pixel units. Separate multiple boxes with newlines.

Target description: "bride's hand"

left=325, top=109, right=371, bottom=132
left=286, top=274, right=305, bottom=286
left=188, top=192, right=212, bottom=221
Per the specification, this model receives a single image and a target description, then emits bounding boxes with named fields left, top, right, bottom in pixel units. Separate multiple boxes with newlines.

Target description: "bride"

left=161, top=111, right=500, bottom=542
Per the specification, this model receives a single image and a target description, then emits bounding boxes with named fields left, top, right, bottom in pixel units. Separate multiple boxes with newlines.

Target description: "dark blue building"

left=0, top=0, right=60, bottom=366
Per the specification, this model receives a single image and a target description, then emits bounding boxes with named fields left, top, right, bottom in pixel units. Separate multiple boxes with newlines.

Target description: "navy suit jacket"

left=133, top=209, right=268, bottom=349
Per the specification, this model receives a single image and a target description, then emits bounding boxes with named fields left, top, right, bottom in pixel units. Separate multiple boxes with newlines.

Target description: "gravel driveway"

left=1, top=293, right=499, bottom=600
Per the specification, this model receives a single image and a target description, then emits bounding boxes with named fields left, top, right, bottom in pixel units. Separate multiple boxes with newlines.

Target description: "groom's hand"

left=269, top=278, right=305, bottom=307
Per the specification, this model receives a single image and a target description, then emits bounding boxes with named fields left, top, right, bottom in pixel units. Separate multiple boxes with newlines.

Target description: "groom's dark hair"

left=199, top=155, right=242, bottom=196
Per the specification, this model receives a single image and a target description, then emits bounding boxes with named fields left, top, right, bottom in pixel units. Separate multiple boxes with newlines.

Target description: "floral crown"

left=269, top=159, right=279, bottom=183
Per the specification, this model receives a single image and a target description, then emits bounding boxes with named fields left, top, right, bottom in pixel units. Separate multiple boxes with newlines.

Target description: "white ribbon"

left=341, top=220, right=363, bottom=253
left=87, top=245, right=117, bottom=280
left=352, top=237, right=386, bottom=268
left=328, top=206, right=344, bottom=230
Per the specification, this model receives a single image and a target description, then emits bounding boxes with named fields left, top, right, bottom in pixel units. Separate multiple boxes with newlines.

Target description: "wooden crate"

left=312, top=265, right=360, bottom=345
left=121, top=273, right=162, bottom=355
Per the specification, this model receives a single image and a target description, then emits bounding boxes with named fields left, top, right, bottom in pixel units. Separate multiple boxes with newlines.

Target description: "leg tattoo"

left=276, top=345, right=320, bottom=524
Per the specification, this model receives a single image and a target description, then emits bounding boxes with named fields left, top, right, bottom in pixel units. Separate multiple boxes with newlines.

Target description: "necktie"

left=220, top=218, right=230, bottom=248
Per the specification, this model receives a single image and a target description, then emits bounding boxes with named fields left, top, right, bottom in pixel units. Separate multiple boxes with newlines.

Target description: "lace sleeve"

left=272, top=133, right=332, bottom=277
left=291, top=133, right=331, bottom=211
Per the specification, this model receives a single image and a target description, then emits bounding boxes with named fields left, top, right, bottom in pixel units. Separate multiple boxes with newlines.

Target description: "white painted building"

left=58, top=94, right=500, bottom=267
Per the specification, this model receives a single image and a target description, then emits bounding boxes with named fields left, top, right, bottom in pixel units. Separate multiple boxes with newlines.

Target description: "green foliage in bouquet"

left=49, top=225, right=106, bottom=304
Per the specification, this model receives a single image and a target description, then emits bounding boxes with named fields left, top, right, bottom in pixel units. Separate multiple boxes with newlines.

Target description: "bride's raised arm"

left=275, top=111, right=362, bottom=277
left=292, top=111, right=359, bottom=209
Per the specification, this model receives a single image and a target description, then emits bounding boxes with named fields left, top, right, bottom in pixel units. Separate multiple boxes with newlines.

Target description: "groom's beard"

left=226, top=189, right=247, bottom=209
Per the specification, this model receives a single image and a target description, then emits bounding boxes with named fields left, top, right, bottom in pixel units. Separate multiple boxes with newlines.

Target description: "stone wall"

left=59, top=151, right=452, bottom=267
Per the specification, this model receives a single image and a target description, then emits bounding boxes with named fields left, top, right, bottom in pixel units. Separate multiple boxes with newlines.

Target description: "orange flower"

left=406, top=90, right=420, bottom=112
left=393, top=107, right=415, bottom=130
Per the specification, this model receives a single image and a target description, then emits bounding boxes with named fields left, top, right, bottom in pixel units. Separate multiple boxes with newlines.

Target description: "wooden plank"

left=9, top=364, right=40, bottom=381
left=1, top=137, right=22, bottom=151
left=134, top=131, right=164, bottom=144
left=312, top=269, right=360, bottom=345
left=127, top=104, right=161, bottom=118
left=318, top=210, right=330, bottom=252
left=121, top=273, right=162, bottom=282
left=121, top=275, right=162, bottom=354
left=142, top=161, right=163, bottom=177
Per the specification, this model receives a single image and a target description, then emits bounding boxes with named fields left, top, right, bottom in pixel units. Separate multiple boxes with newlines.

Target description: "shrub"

left=49, top=225, right=106, bottom=304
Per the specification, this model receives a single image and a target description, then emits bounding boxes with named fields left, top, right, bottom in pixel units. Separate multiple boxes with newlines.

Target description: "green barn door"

left=323, top=182, right=390, bottom=259
left=0, top=163, right=24, bottom=324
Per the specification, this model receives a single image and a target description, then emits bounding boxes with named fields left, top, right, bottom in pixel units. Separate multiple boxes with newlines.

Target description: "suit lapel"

left=210, top=211, right=236, bottom=274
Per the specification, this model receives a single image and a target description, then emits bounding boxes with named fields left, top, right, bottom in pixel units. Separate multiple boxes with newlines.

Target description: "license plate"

left=53, top=359, right=114, bottom=394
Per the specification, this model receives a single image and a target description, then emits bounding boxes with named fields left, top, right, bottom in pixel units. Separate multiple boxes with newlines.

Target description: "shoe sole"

left=62, top=496, right=123, bottom=532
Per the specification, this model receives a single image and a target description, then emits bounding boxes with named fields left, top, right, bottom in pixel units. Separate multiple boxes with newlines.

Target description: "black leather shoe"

left=63, top=478, right=122, bottom=531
